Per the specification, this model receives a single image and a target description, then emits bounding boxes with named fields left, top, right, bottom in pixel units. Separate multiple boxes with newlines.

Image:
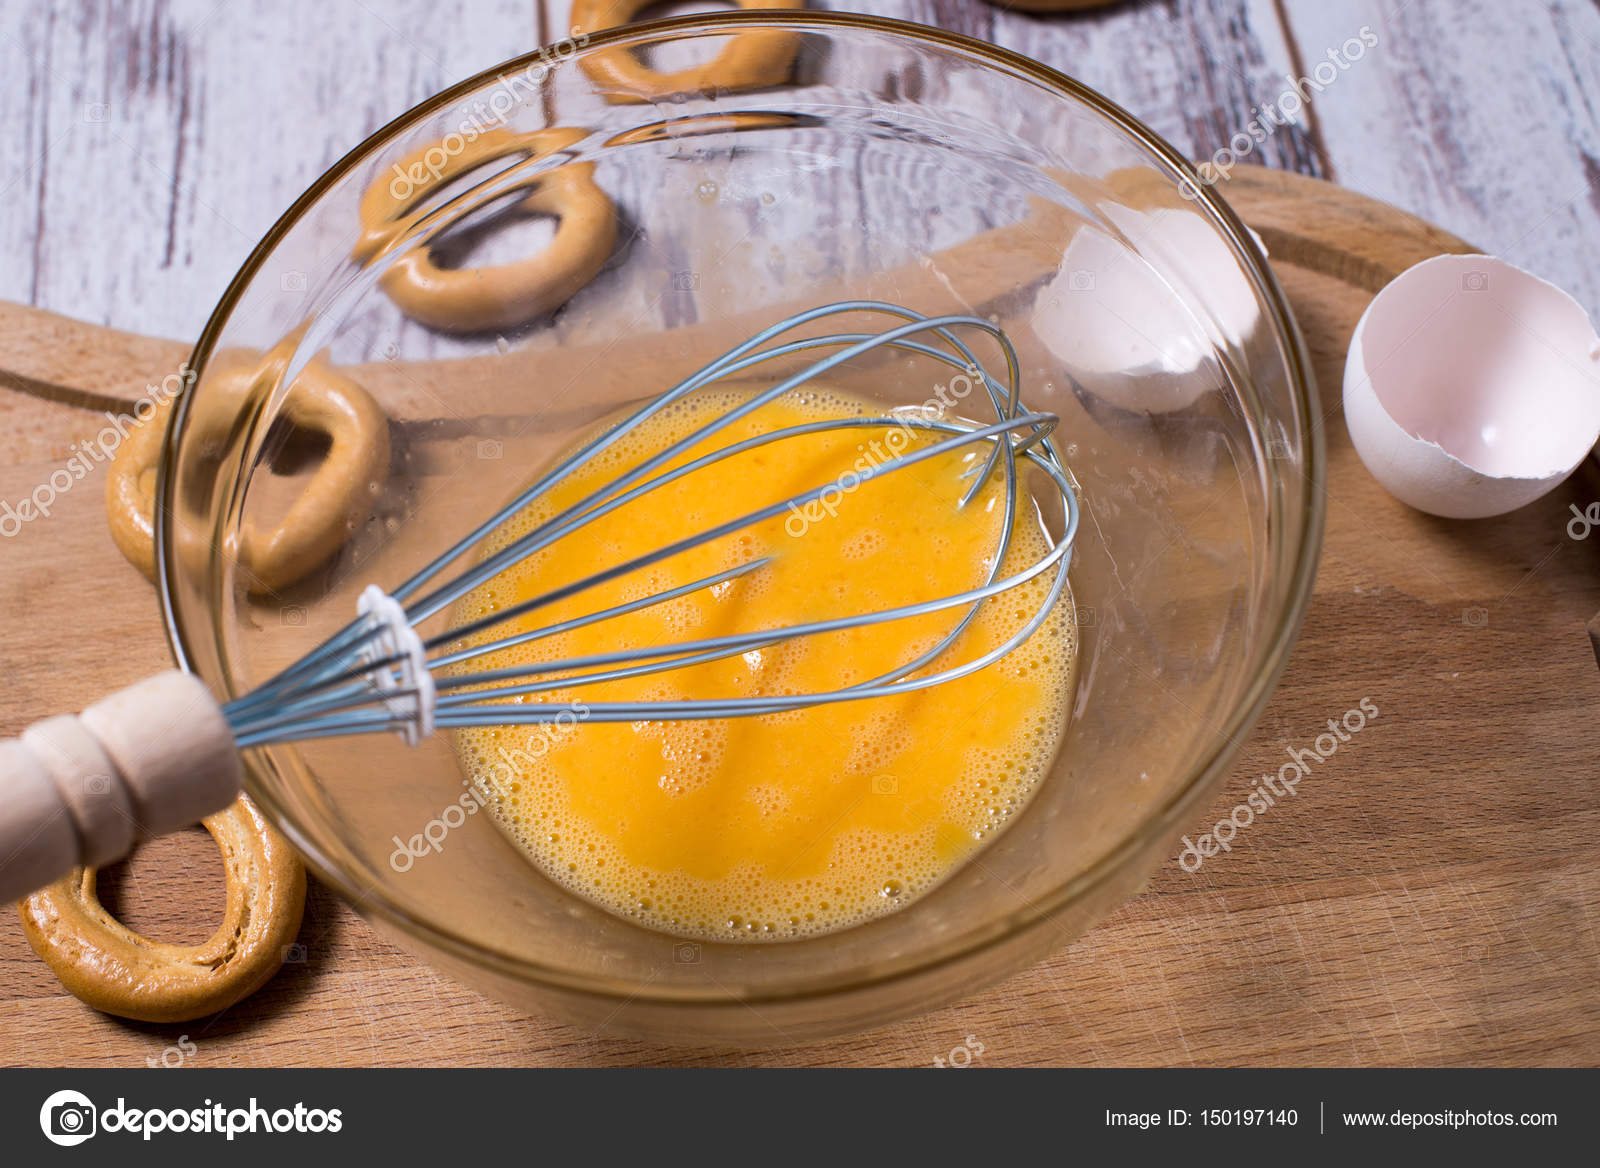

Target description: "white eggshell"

left=1344, top=254, right=1600, bottom=519
left=1031, top=208, right=1265, bottom=414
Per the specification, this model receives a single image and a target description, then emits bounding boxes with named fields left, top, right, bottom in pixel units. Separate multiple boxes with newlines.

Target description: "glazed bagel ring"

left=571, top=0, right=806, bottom=103
left=18, top=796, right=307, bottom=1023
left=356, top=126, right=616, bottom=332
left=105, top=356, right=390, bottom=594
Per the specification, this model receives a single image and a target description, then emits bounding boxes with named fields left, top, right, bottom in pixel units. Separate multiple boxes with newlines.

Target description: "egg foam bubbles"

left=451, top=385, right=1076, bottom=941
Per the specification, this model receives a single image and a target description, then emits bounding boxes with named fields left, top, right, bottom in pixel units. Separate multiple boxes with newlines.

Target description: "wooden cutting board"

left=2, top=166, right=1596, bottom=1067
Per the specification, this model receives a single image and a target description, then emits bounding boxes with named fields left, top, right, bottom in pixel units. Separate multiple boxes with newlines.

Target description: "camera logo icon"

left=672, top=270, right=700, bottom=292
left=40, top=1089, right=97, bottom=1146
left=870, top=774, right=898, bottom=796
left=1461, top=270, right=1489, bottom=292
left=673, top=942, right=701, bottom=964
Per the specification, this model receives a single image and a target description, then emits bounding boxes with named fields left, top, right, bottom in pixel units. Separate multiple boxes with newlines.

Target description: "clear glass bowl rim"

left=154, top=10, right=1326, bottom=1009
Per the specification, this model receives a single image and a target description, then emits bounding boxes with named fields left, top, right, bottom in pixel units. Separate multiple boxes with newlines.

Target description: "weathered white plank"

left=4, top=0, right=1600, bottom=364
left=0, top=0, right=540, bottom=344
left=848, top=0, right=1326, bottom=176
left=1282, top=0, right=1600, bottom=320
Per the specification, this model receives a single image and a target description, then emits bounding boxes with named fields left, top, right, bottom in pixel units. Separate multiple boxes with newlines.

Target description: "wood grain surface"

left=2, top=167, right=1596, bottom=1067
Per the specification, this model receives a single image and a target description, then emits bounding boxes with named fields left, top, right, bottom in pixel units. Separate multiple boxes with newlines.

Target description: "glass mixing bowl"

left=156, top=12, right=1321, bottom=1044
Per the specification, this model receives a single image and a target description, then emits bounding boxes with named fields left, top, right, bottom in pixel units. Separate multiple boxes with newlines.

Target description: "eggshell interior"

left=1353, top=254, right=1600, bottom=479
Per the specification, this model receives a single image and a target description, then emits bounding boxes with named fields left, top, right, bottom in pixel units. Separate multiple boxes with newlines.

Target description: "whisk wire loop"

left=223, top=302, right=1078, bottom=748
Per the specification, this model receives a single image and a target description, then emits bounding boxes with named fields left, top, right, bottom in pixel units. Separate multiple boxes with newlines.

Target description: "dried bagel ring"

left=103, top=391, right=175, bottom=583
left=105, top=354, right=389, bottom=594
left=571, top=0, right=806, bottom=103
left=18, top=796, right=306, bottom=1023
left=356, top=126, right=616, bottom=332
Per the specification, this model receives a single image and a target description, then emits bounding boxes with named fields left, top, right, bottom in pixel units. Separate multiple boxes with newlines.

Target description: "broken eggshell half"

left=1030, top=205, right=1267, bottom=415
left=1344, top=253, right=1600, bottom=519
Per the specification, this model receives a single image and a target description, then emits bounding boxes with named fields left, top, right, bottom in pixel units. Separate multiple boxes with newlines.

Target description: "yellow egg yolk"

left=451, top=385, right=1075, bottom=940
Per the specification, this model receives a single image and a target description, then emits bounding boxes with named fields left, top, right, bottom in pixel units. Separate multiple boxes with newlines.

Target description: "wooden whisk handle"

left=0, top=671, right=240, bottom=903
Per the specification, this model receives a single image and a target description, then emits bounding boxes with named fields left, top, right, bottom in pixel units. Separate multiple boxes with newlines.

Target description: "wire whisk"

left=0, top=301, right=1079, bottom=903
left=228, top=300, right=1079, bottom=746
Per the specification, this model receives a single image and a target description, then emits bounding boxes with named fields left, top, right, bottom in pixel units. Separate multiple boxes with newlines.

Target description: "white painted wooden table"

left=3, top=0, right=1597, bottom=344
